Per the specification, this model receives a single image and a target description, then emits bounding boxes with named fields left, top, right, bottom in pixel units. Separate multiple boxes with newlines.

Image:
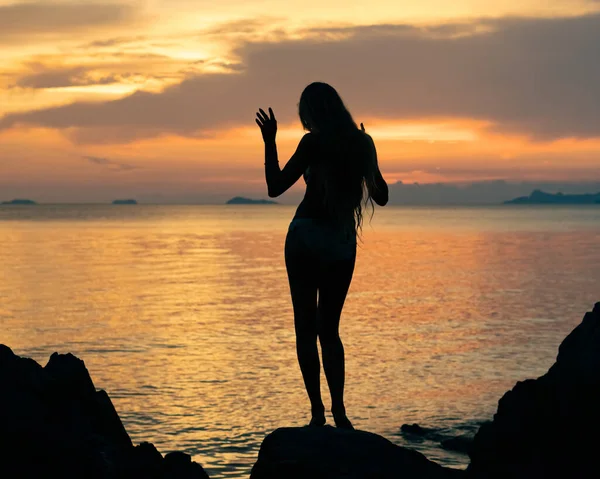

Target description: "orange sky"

left=1, top=0, right=600, bottom=203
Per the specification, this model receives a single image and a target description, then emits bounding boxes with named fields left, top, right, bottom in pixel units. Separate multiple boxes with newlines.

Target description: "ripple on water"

left=2, top=205, right=600, bottom=478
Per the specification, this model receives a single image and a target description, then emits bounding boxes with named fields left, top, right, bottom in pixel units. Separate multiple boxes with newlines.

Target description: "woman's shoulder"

left=303, top=131, right=324, bottom=143
left=308, top=129, right=364, bottom=144
left=356, top=130, right=375, bottom=155
left=346, top=128, right=372, bottom=146
left=356, top=129, right=373, bottom=144
left=296, top=133, right=322, bottom=169
left=298, top=132, right=320, bottom=150
left=302, top=129, right=369, bottom=155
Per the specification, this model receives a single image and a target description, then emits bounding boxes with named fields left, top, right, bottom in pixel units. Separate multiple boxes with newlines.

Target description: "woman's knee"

left=295, top=321, right=317, bottom=343
left=318, top=326, right=340, bottom=345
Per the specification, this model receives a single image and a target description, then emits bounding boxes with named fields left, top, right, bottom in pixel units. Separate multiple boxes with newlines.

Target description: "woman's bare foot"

left=308, top=414, right=326, bottom=426
left=307, top=405, right=326, bottom=427
left=332, top=407, right=354, bottom=430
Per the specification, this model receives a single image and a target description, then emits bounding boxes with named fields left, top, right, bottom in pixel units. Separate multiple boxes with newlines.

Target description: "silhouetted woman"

left=255, top=82, right=388, bottom=429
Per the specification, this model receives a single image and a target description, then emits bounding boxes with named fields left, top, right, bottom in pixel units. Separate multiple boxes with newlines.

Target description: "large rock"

left=468, top=302, right=600, bottom=478
left=0, top=345, right=209, bottom=479
left=250, top=426, right=465, bottom=479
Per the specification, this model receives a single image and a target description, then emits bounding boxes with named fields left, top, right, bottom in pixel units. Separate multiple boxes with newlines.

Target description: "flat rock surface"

left=251, top=425, right=465, bottom=479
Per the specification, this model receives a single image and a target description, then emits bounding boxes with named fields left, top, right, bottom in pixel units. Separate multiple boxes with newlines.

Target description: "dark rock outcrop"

left=250, top=426, right=464, bottom=479
left=1, top=198, right=37, bottom=204
left=468, top=302, right=600, bottom=478
left=504, top=189, right=600, bottom=204
left=441, top=436, right=474, bottom=455
left=401, top=423, right=436, bottom=438
left=225, top=196, right=277, bottom=205
left=0, top=345, right=209, bottom=479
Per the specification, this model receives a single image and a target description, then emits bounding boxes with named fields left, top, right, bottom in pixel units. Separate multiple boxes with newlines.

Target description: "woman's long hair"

left=298, top=82, right=379, bottom=237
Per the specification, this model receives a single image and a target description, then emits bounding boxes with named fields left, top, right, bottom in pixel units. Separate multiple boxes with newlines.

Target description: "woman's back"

left=294, top=130, right=371, bottom=226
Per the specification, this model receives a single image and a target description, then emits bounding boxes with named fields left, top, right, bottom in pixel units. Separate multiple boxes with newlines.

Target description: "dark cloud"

left=85, top=35, right=148, bottom=48
left=1, top=13, right=599, bottom=141
left=305, top=22, right=483, bottom=39
left=387, top=164, right=600, bottom=180
left=6, top=52, right=202, bottom=91
left=199, top=17, right=284, bottom=36
left=0, top=2, right=138, bottom=42
left=14, top=66, right=122, bottom=89
left=82, top=155, right=139, bottom=171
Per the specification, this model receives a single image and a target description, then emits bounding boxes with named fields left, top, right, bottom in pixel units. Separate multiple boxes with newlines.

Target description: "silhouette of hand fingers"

left=255, top=107, right=277, bottom=142
left=360, top=122, right=366, bottom=132
left=258, top=108, right=270, bottom=122
left=256, top=107, right=269, bottom=127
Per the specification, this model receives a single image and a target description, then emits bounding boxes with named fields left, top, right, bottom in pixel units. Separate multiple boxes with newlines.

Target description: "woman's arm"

left=264, top=134, right=313, bottom=198
left=362, top=125, right=388, bottom=206
left=256, top=107, right=313, bottom=198
left=370, top=165, right=389, bottom=206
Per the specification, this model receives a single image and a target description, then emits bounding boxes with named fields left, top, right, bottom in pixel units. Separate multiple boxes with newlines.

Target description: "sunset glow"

left=1, top=0, right=600, bottom=202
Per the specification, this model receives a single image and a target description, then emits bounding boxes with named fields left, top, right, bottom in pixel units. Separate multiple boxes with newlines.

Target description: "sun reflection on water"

left=1, top=205, right=599, bottom=477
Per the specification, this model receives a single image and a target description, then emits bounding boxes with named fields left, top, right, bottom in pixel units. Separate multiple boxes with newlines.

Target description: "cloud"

left=0, top=2, right=139, bottom=42
left=1, top=13, right=599, bottom=141
left=388, top=164, right=600, bottom=180
left=82, top=155, right=139, bottom=171
left=14, top=66, right=122, bottom=89
left=5, top=52, right=204, bottom=92
left=199, top=17, right=285, bottom=37
left=85, top=35, right=148, bottom=48
left=304, top=21, right=486, bottom=40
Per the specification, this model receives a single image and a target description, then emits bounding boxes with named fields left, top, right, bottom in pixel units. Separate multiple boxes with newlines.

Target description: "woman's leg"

left=317, top=250, right=356, bottom=428
left=285, top=229, right=325, bottom=423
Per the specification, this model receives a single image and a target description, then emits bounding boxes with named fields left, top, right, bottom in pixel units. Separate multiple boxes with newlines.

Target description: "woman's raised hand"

left=255, top=107, right=277, bottom=143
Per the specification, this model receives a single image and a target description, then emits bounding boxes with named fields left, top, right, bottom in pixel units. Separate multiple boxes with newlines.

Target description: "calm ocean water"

left=1, top=205, right=599, bottom=477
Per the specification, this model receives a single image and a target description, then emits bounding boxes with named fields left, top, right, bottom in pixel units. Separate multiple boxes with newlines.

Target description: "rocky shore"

left=467, top=302, right=600, bottom=478
left=2, top=302, right=599, bottom=478
left=0, top=346, right=209, bottom=478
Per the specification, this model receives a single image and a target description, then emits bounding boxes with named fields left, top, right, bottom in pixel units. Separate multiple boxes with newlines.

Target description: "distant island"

left=504, top=190, right=600, bottom=205
left=1, top=199, right=37, bottom=205
left=226, top=196, right=278, bottom=205
left=112, top=199, right=137, bottom=205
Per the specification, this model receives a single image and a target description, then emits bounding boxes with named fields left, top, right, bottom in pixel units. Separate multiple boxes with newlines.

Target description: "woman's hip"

left=285, top=218, right=356, bottom=263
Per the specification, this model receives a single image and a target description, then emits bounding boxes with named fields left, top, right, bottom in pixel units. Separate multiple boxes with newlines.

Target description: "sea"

left=1, top=204, right=599, bottom=477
